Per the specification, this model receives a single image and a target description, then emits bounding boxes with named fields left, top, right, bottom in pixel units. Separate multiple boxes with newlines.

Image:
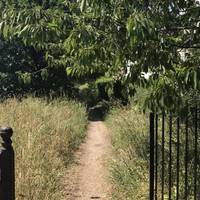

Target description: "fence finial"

left=0, top=127, right=13, bottom=146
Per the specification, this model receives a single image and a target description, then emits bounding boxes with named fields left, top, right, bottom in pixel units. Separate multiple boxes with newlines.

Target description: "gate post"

left=0, top=127, right=15, bottom=200
left=150, top=113, right=155, bottom=200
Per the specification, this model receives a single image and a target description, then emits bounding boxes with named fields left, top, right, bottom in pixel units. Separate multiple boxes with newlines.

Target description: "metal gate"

left=149, top=107, right=200, bottom=200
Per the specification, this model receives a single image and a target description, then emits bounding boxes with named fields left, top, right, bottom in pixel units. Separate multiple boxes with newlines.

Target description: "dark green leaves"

left=127, top=12, right=156, bottom=46
left=1, top=0, right=200, bottom=109
left=80, top=0, right=87, bottom=12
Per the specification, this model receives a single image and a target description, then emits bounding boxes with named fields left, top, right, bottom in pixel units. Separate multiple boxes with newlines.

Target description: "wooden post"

left=0, top=127, right=15, bottom=200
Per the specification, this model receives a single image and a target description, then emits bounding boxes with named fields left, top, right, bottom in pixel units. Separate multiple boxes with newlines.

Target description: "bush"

left=0, top=97, right=87, bottom=200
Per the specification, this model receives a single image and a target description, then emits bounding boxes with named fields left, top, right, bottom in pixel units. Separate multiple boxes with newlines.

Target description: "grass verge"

left=106, top=105, right=149, bottom=200
left=0, top=97, right=87, bottom=200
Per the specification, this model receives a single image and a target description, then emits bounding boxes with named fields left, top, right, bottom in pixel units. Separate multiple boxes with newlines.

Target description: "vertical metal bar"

left=169, top=114, right=173, bottom=200
left=155, top=114, right=158, bottom=200
left=0, top=127, right=15, bottom=200
left=161, top=113, right=165, bottom=200
left=150, top=113, right=155, bottom=200
left=194, top=106, right=198, bottom=200
left=185, top=108, right=189, bottom=200
left=176, top=117, right=180, bottom=200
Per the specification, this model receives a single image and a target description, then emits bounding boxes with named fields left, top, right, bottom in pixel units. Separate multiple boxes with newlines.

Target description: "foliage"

left=0, top=1, right=75, bottom=97
left=0, top=97, right=87, bottom=200
left=81, top=0, right=200, bottom=109
left=0, top=37, right=75, bottom=98
left=0, top=39, right=31, bottom=95
left=1, top=1, right=200, bottom=107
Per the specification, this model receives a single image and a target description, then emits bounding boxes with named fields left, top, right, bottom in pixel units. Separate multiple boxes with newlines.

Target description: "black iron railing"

left=150, top=108, right=200, bottom=200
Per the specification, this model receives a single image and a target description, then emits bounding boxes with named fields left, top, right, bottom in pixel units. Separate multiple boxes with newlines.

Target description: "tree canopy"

left=0, top=0, right=200, bottom=108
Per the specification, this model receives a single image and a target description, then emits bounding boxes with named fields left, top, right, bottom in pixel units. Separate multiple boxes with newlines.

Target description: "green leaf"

left=185, top=71, right=190, bottom=84
left=3, top=25, right=9, bottom=38
left=66, top=67, right=73, bottom=76
left=193, top=71, right=197, bottom=89
left=41, top=69, right=49, bottom=80
left=80, top=0, right=87, bottom=12
left=0, top=21, right=4, bottom=32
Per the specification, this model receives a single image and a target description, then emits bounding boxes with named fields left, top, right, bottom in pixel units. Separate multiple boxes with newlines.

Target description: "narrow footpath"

left=65, top=121, right=112, bottom=200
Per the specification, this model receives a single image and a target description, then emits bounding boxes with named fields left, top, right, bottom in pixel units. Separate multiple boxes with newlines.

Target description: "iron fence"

left=150, top=107, right=200, bottom=200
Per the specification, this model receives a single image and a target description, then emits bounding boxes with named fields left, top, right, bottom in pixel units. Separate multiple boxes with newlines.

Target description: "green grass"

left=106, top=105, right=149, bottom=200
left=107, top=103, right=200, bottom=200
left=0, top=97, right=88, bottom=200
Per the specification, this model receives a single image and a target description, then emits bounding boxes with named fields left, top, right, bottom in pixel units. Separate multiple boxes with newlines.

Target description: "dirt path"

left=65, top=121, right=112, bottom=200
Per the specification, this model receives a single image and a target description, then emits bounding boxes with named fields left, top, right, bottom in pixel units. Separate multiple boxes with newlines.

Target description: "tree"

left=78, top=0, right=200, bottom=109
left=1, top=0, right=200, bottom=108
left=0, top=0, right=75, bottom=97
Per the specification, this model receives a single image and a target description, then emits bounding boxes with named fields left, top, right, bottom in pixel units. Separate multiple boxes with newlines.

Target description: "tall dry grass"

left=0, top=97, right=87, bottom=200
left=107, top=104, right=200, bottom=199
left=106, top=106, right=149, bottom=200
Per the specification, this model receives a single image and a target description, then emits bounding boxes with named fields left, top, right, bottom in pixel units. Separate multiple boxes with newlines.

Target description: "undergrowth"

left=0, top=97, right=87, bottom=200
left=106, top=105, right=149, bottom=200
left=107, top=102, right=200, bottom=199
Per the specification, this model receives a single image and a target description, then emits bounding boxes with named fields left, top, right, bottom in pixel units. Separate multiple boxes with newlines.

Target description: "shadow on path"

left=87, top=101, right=109, bottom=121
